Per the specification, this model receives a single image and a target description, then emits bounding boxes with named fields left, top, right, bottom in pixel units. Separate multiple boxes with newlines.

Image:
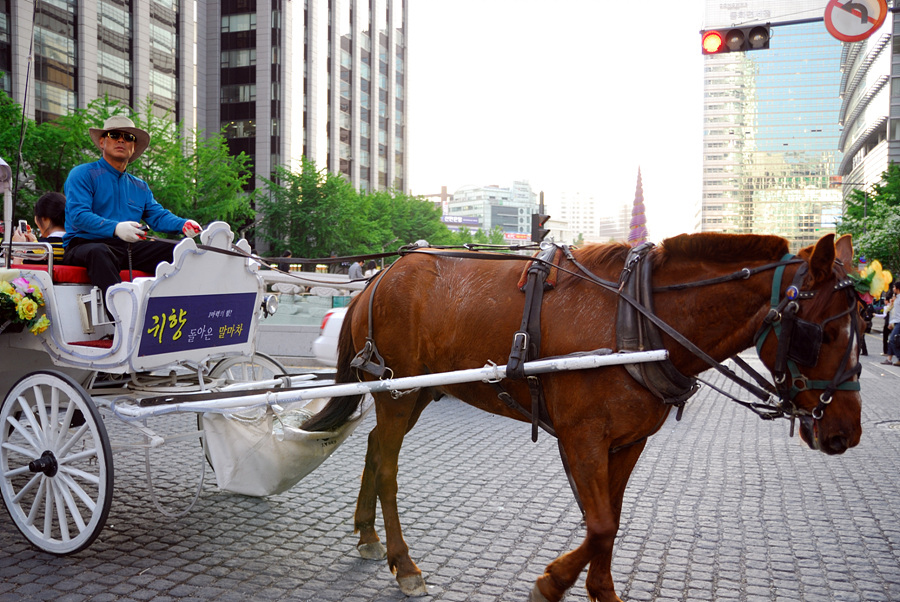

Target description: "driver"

left=63, top=115, right=201, bottom=310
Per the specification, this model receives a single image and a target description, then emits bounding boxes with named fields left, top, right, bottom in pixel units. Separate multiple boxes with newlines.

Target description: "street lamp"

left=838, top=180, right=871, bottom=233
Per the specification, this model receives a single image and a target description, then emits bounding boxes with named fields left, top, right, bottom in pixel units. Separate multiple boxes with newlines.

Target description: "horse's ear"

left=809, top=233, right=836, bottom=284
left=835, top=234, right=853, bottom=267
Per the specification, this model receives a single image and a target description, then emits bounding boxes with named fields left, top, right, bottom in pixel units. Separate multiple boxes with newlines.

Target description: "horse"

left=301, top=232, right=862, bottom=602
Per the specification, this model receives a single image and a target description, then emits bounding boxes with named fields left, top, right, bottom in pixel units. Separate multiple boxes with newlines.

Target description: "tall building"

left=1, top=0, right=408, bottom=194
left=701, top=3, right=844, bottom=251
left=837, top=12, right=900, bottom=198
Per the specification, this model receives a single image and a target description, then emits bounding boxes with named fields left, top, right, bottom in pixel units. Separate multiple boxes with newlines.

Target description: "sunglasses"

left=104, top=131, right=137, bottom=142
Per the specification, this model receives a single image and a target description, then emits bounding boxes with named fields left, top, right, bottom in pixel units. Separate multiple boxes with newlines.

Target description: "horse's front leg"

left=355, top=426, right=387, bottom=560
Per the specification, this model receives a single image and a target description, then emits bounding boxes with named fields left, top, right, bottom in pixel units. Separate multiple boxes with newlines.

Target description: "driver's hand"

left=114, top=221, right=146, bottom=243
left=182, top=219, right=201, bottom=237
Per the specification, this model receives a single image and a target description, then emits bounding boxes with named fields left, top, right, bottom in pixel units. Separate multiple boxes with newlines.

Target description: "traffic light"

left=531, top=213, right=550, bottom=243
left=701, top=25, right=770, bottom=54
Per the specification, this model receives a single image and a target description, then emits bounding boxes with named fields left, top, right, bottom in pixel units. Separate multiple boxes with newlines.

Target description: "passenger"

left=12, top=192, right=67, bottom=263
left=62, top=115, right=201, bottom=304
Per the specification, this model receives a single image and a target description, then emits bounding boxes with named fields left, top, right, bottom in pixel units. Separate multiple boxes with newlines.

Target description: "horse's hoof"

left=529, top=583, right=553, bottom=602
left=357, top=541, right=387, bottom=560
left=397, top=573, right=428, bottom=596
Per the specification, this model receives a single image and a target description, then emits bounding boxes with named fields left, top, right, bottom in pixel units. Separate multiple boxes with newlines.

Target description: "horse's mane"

left=655, top=232, right=789, bottom=266
left=571, top=233, right=789, bottom=272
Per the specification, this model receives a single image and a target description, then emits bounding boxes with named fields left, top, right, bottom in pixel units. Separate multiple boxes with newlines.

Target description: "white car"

left=312, top=306, right=347, bottom=366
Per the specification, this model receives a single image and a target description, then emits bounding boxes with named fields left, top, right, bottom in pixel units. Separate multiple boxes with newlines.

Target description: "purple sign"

left=138, top=293, right=256, bottom=356
left=441, top=215, right=480, bottom=226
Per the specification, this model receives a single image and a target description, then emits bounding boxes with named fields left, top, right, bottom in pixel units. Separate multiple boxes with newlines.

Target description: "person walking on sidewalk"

left=881, top=282, right=900, bottom=366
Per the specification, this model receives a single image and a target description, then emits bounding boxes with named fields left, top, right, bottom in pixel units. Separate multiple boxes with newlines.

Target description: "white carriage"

left=0, top=156, right=371, bottom=555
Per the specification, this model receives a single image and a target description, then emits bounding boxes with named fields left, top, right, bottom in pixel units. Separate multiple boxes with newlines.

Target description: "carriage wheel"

left=0, top=371, right=114, bottom=555
left=209, top=352, right=287, bottom=384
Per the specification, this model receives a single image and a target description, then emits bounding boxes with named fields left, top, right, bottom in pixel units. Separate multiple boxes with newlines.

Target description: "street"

left=1, top=336, right=899, bottom=601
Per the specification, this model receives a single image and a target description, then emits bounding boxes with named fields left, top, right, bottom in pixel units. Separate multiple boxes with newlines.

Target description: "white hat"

left=88, top=115, right=151, bottom=163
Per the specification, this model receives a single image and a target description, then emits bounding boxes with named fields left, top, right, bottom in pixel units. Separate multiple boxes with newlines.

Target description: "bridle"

left=752, top=254, right=862, bottom=423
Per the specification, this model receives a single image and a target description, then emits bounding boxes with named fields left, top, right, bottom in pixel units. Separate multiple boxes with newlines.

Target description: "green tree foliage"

left=837, top=163, right=900, bottom=274
left=257, top=157, right=455, bottom=264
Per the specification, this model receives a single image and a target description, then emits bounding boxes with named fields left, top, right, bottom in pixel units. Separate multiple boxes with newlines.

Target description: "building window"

left=221, top=84, right=256, bottom=103
left=221, top=13, right=257, bottom=33
left=222, top=119, right=256, bottom=138
left=221, top=48, right=256, bottom=68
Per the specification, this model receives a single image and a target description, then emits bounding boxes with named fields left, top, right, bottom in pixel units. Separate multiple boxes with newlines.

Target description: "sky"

left=405, top=1, right=707, bottom=241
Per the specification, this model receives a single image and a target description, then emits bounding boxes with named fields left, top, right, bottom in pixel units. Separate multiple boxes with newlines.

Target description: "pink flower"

left=11, top=277, right=34, bottom=295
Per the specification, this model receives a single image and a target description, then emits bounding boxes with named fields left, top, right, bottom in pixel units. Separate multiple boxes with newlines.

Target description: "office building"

left=701, top=2, right=844, bottom=251
left=446, top=181, right=538, bottom=235
left=837, top=12, right=900, bottom=198
left=1, top=0, right=408, bottom=194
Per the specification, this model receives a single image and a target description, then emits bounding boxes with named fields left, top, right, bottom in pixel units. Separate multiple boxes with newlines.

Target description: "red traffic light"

left=701, top=25, right=770, bottom=54
left=702, top=30, right=724, bottom=54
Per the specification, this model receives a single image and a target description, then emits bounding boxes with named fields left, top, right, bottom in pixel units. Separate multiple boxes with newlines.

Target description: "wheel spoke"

left=59, top=465, right=101, bottom=487
left=12, top=472, right=42, bottom=504
left=15, top=397, right=44, bottom=448
left=51, top=480, right=71, bottom=541
left=56, top=423, right=90, bottom=458
left=4, top=415, right=41, bottom=453
left=55, top=474, right=88, bottom=532
left=3, top=439, right=41, bottom=465
left=33, top=387, right=50, bottom=446
left=26, top=477, right=48, bottom=527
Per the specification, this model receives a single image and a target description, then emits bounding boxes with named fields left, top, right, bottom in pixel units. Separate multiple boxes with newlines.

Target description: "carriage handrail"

left=109, top=349, right=669, bottom=420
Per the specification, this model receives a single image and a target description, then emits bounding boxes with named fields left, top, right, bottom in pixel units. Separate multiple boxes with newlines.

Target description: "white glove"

left=182, top=219, right=202, bottom=238
left=114, top=221, right=146, bottom=243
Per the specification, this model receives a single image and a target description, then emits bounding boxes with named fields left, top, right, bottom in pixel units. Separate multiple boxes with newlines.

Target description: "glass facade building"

left=701, top=14, right=844, bottom=251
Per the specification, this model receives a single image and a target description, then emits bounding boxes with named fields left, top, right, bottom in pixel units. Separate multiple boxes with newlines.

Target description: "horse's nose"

left=823, top=435, right=850, bottom=455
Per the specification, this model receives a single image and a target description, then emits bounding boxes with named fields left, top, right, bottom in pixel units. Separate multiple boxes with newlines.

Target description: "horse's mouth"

left=798, top=416, right=820, bottom=451
left=798, top=415, right=854, bottom=455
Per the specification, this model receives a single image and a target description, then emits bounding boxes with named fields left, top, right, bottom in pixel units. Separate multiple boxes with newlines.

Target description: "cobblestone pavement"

left=1, top=337, right=900, bottom=601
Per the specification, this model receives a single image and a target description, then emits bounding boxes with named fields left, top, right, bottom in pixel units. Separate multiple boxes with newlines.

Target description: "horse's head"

left=755, top=233, right=862, bottom=455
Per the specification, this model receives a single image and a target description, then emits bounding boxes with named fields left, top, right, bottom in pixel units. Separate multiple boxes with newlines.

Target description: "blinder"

left=787, top=318, right=822, bottom=367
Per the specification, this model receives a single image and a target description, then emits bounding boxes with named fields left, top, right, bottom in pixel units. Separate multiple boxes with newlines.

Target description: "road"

left=1, top=336, right=899, bottom=601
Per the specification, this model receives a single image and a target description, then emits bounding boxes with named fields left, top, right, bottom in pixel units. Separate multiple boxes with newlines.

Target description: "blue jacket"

left=63, top=158, right=186, bottom=246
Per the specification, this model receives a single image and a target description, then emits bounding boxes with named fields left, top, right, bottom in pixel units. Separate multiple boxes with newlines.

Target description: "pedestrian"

left=62, top=115, right=201, bottom=313
left=883, top=288, right=894, bottom=355
left=859, top=301, right=874, bottom=356
left=364, top=259, right=378, bottom=278
left=349, top=259, right=364, bottom=280
left=11, top=191, right=67, bottom=263
left=276, top=250, right=293, bottom=272
left=881, top=282, right=900, bottom=366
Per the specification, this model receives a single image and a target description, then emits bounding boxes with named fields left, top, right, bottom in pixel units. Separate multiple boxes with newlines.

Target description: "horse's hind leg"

left=355, top=391, right=432, bottom=596
left=355, top=426, right=387, bottom=560
left=532, top=440, right=646, bottom=602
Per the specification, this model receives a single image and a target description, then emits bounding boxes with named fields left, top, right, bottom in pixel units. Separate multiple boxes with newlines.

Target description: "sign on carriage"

left=137, top=292, right=256, bottom=356
left=824, top=0, right=888, bottom=42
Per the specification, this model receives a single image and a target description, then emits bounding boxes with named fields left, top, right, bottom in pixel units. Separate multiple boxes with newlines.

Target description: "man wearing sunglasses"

left=63, top=114, right=201, bottom=319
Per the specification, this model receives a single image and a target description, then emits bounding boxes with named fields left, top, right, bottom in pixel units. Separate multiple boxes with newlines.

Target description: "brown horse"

left=302, top=232, right=862, bottom=602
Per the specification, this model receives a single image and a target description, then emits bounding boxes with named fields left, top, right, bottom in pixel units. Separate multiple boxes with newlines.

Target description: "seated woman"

left=12, top=192, right=66, bottom=263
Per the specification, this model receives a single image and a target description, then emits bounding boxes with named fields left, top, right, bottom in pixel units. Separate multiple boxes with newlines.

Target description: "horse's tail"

left=300, top=299, right=365, bottom=432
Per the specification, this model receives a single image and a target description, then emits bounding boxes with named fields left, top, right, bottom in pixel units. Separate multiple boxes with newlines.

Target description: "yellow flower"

left=29, top=315, right=50, bottom=335
left=17, top=297, right=38, bottom=321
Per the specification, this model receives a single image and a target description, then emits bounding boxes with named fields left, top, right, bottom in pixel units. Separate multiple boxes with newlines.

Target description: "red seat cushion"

left=11, top=263, right=153, bottom=284
left=68, top=339, right=114, bottom=349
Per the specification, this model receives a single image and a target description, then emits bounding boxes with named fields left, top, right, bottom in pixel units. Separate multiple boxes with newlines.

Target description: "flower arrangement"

left=848, top=260, right=893, bottom=305
left=0, top=276, right=50, bottom=335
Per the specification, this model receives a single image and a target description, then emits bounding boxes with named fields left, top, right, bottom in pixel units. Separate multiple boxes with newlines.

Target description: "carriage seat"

left=10, top=263, right=154, bottom=284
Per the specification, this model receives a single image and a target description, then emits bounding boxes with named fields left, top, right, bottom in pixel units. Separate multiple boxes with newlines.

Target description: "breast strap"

left=615, top=243, right=699, bottom=412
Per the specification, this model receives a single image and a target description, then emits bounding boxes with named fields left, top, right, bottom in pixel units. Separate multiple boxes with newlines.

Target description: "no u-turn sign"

left=825, top=0, right=888, bottom=43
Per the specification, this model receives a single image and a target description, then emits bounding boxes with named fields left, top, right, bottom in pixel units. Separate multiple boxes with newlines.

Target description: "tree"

left=837, top=163, right=900, bottom=274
